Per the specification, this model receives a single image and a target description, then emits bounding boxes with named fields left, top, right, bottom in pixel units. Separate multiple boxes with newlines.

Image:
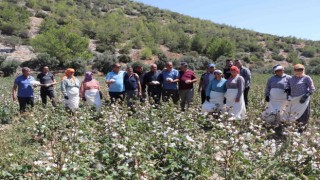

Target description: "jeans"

left=179, top=89, right=194, bottom=111
left=18, top=97, right=34, bottom=112
left=125, top=90, right=138, bottom=107
left=40, top=89, right=56, bottom=107
left=162, top=89, right=179, bottom=104
left=244, top=87, right=250, bottom=108
left=148, top=91, right=161, bottom=104
left=109, top=92, right=125, bottom=104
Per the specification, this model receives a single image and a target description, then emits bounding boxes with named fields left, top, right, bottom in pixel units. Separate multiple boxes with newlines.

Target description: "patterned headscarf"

left=62, top=68, right=75, bottom=81
left=84, top=71, right=93, bottom=82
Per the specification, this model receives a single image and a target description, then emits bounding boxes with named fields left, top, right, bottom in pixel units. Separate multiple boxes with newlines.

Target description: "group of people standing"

left=11, top=60, right=316, bottom=127
left=201, top=59, right=251, bottom=119
left=262, top=64, right=315, bottom=128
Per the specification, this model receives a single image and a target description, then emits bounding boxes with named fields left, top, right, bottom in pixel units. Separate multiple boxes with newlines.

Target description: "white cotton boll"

left=221, top=140, right=228, bottom=145
left=30, top=80, right=41, bottom=86
left=186, top=135, right=195, bottom=143
left=166, top=78, right=173, bottom=82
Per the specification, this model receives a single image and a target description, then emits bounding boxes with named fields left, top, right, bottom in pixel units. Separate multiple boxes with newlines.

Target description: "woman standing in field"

left=262, top=65, right=291, bottom=123
left=61, top=68, right=80, bottom=111
left=202, top=70, right=227, bottom=113
left=225, top=66, right=246, bottom=119
left=286, top=64, right=315, bottom=129
left=80, top=71, right=103, bottom=110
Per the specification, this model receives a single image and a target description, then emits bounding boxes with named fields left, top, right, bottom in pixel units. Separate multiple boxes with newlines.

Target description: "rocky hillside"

left=1, top=0, right=320, bottom=74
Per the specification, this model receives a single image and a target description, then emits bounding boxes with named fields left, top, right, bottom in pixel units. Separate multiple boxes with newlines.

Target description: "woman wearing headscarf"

left=262, top=65, right=291, bottom=123
left=201, top=70, right=227, bottom=113
left=80, top=71, right=102, bottom=109
left=61, top=68, right=80, bottom=110
left=225, top=66, right=246, bottom=119
left=286, top=64, right=315, bottom=127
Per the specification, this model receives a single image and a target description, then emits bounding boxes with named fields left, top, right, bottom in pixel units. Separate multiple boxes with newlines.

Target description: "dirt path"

left=29, top=17, right=44, bottom=38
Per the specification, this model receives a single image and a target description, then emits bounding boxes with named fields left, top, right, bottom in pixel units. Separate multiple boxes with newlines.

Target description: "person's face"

left=23, top=70, right=30, bottom=77
left=275, top=70, right=284, bottom=76
left=234, top=61, right=241, bottom=68
left=68, top=72, right=74, bottom=77
left=136, top=66, right=143, bottom=73
left=150, top=65, right=157, bottom=72
left=209, top=66, right=215, bottom=73
left=180, top=65, right=187, bottom=71
left=43, top=67, right=49, bottom=73
left=126, top=67, right=133, bottom=74
left=214, top=72, right=222, bottom=79
left=294, top=68, right=304, bottom=76
left=166, top=63, right=173, bottom=71
left=113, top=64, right=121, bottom=72
left=230, top=70, right=237, bottom=77
left=227, top=61, right=233, bottom=67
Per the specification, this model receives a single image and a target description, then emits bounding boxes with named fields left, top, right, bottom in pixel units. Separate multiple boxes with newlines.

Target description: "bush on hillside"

left=92, top=53, right=117, bottom=74
left=140, top=47, right=152, bottom=60
left=21, top=53, right=60, bottom=71
left=0, top=60, right=21, bottom=77
left=118, top=55, right=132, bottom=63
left=66, top=58, right=87, bottom=76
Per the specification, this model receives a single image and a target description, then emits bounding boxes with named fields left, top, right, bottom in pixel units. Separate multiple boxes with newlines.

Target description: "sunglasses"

left=294, top=69, right=303, bottom=71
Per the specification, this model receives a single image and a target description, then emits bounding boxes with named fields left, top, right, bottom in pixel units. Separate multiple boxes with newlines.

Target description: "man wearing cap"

left=143, top=64, right=162, bottom=104
left=178, top=62, right=198, bottom=111
left=198, top=63, right=215, bottom=104
left=12, top=67, right=36, bottom=113
left=262, top=65, right=291, bottom=123
left=223, top=59, right=233, bottom=79
left=234, top=59, right=251, bottom=107
left=37, top=66, right=57, bottom=107
left=105, top=63, right=126, bottom=104
left=159, top=62, right=180, bottom=104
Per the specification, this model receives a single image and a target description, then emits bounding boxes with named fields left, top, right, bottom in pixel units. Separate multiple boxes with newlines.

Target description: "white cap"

left=273, top=65, right=284, bottom=72
left=214, top=70, right=223, bottom=74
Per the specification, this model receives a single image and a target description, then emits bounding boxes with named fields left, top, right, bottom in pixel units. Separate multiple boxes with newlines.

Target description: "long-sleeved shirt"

left=61, top=77, right=80, bottom=96
left=200, top=72, right=214, bottom=91
left=143, top=70, right=162, bottom=93
left=239, top=66, right=251, bottom=88
left=288, top=75, right=315, bottom=97
left=206, top=78, right=227, bottom=96
left=265, top=74, right=291, bottom=96
left=80, top=79, right=101, bottom=98
left=226, top=75, right=245, bottom=99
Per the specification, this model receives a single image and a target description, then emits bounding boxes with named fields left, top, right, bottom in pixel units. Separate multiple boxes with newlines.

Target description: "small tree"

left=92, top=53, right=117, bottom=74
left=21, top=53, right=60, bottom=71
left=0, top=60, right=21, bottom=77
left=206, top=38, right=235, bottom=61
left=140, top=47, right=152, bottom=60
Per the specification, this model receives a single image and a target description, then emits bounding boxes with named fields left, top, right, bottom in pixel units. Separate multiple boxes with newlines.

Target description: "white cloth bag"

left=201, top=91, right=225, bottom=113
left=85, top=89, right=102, bottom=109
left=225, top=89, right=246, bottom=119
left=65, top=87, right=80, bottom=110
left=284, top=94, right=309, bottom=122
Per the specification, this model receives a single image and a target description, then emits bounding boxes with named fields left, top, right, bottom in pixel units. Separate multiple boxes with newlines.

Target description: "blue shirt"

left=14, top=75, right=35, bottom=97
left=206, top=78, right=227, bottom=96
left=161, top=69, right=179, bottom=90
left=105, top=71, right=126, bottom=92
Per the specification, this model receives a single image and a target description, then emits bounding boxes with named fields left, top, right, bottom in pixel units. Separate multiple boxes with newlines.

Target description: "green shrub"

left=118, top=54, right=132, bottom=63
left=140, top=47, right=152, bottom=60
left=21, top=53, right=60, bottom=71
left=0, top=60, right=21, bottom=77
left=66, top=58, right=87, bottom=76
left=92, top=53, right=117, bottom=74
left=301, top=46, right=316, bottom=58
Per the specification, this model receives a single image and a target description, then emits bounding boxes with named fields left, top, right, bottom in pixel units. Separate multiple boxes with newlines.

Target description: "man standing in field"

left=223, top=59, right=233, bottom=79
left=179, top=62, right=198, bottom=111
left=12, top=67, right=36, bottom=113
left=198, top=63, right=215, bottom=104
left=143, top=64, right=162, bottom=104
left=37, top=66, right=57, bottom=107
left=234, top=59, right=251, bottom=107
left=134, top=64, right=147, bottom=103
left=105, top=63, right=126, bottom=104
left=159, top=62, right=180, bottom=104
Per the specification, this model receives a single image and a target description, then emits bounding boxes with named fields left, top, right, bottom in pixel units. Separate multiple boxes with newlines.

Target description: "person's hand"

left=235, top=98, right=240, bottom=102
left=299, top=94, right=309, bottom=104
left=82, top=97, right=86, bottom=101
left=99, top=91, right=103, bottom=99
left=12, top=95, right=17, bottom=101
left=265, top=96, right=270, bottom=102
left=138, top=92, right=142, bottom=97
left=64, top=95, right=69, bottom=100
left=206, top=96, right=210, bottom=102
left=223, top=98, right=226, bottom=104
left=185, top=80, right=192, bottom=84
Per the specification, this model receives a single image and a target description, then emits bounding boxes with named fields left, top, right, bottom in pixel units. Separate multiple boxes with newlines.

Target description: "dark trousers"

left=244, top=87, right=250, bottom=108
left=40, top=89, right=56, bottom=107
left=201, top=89, right=206, bottom=104
left=148, top=91, right=161, bottom=104
left=162, top=89, right=179, bottom=104
left=109, top=92, right=125, bottom=104
left=18, top=97, right=34, bottom=113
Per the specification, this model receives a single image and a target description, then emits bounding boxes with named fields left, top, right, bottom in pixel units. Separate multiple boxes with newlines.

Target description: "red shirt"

left=179, top=70, right=197, bottom=90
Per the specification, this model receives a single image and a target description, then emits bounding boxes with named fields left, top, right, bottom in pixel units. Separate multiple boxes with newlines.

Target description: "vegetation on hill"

left=0, top=0, right=320, bottom=73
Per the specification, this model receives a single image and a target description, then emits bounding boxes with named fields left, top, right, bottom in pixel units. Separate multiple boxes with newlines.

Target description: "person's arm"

left=105, top=73, right=113, bottom=85
left=80, top=82, right=85, bottom=98
left=306, top=76, right=315, bottom=95
left=191, top=72, right=198, bottom=83
left=12, top=84, right=17, bottom=101
left=265, top=78, right=272, bottom=97
left=172, top=70, right=180, bottom=83
left=198, top=74, right=203, bottom=92
left=61, top=80, right=68, bottom=97
left=236, top=77, right=244, bottom=102
left=135, top=74, right=142, bottom=96
left=51, top=74, right=57, bottom=85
